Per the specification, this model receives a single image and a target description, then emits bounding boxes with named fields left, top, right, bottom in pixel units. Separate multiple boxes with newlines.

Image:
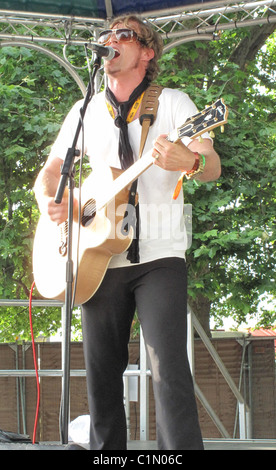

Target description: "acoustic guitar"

left=33, top=99, right=228, bottom=305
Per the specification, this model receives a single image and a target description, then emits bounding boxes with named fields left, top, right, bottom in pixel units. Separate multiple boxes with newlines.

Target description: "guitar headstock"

left=169, top=98, right=228, bottom=142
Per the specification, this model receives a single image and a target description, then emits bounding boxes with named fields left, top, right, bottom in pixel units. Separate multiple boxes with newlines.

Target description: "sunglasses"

left=98, top=28, right=145, bottom=46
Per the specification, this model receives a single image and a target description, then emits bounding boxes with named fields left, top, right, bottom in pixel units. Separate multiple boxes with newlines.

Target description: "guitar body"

left=33, top=166, right=134, bottom=305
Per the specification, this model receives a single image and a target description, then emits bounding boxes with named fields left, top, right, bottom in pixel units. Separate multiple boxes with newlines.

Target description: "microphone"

left=87, top=43, right=115, bottom=60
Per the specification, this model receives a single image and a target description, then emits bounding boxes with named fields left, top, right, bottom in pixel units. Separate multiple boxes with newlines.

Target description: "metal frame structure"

left=0, top=299, right=252, bottom=441
left=0, top=1, right=275, bottom=46
left=0, top=1, right=276, bottom=93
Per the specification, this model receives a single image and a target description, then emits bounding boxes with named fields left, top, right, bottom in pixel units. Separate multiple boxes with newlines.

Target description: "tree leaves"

left=157, top=29, right=276, bottom=330
left=0, top=44, right=82, bottom=341
left=0, top=27, right=275, bottom=340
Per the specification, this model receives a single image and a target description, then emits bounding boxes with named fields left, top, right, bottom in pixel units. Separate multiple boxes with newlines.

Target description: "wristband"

left=185, top=152, right=205, bottom=180
left=172, top=152, right=206, bottom=200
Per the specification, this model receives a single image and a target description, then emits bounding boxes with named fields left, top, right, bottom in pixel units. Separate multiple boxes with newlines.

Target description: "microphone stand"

left=55, top=54, right=101, bottom=445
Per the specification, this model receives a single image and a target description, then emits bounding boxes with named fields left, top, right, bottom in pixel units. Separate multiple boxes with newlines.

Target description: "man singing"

left=34, top=15, right=220, bottom=450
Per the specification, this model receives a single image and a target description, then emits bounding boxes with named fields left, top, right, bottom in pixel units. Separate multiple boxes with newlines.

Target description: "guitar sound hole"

left=82, top=198, right=97, bottom=227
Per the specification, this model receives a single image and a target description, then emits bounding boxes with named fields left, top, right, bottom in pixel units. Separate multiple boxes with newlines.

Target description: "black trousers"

left=81, top=257, right=203, bottom=450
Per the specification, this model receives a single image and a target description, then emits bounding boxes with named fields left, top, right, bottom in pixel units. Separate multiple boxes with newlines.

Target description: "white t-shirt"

left=49, top=87, right=209, bottom=268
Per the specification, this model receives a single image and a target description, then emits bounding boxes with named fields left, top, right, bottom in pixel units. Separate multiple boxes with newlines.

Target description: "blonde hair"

left=109, top=15, right=164, bottom=82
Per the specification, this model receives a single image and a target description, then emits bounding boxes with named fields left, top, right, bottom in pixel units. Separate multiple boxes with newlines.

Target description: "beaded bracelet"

left=185, top=152, right=206, bottom=180
left=172, top=152, right=206, bottom=199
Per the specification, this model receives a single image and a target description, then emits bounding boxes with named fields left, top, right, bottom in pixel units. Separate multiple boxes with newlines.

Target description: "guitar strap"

left=125, top=84, right=163, bottom=263
left=138, top=84, right=163, bottom=158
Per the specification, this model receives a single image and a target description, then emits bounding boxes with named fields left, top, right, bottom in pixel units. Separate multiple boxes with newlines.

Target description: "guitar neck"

left=97, top=151, right=155, bottom=211
left=96, top=98, right=228, bottom=210
left=96, top=121, right=181, bottom=211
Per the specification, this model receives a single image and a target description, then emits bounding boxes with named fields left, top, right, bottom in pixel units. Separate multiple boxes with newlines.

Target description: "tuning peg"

left=220, top=125, right=224, bottom=133
left=198, top=136, right=203, bottom=143
left=210, top=130, right=216, bottom=138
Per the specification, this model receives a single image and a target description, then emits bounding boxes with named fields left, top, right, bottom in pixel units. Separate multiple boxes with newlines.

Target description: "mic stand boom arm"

left=55, top=55, right=101, bottom=445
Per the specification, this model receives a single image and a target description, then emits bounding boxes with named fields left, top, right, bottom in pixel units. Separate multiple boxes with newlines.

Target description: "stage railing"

left=0, top=299, right=251, bottom=441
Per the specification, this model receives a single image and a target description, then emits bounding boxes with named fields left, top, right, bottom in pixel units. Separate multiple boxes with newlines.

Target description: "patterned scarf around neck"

left=105, top=77, right=149, bottom=169
left=105, top=77, right=150, bottom=263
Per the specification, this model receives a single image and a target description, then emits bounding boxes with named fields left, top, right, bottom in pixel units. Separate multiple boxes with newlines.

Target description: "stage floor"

left=0, top=439, right=276, bottom=450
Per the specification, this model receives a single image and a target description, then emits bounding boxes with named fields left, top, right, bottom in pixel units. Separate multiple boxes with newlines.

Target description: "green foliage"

left=0, top=45, right=83, bottom=341
left=0, top=28, right=275, bottom=340
left=156, top=31, right=276, bottom=329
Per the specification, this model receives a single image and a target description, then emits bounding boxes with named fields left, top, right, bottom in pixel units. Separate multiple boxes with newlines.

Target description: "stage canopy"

left=0, top=0, right=220, bottom=18
left=1, top=1, right=275, bottom=44
left=0, top=0, right=275, bottom=91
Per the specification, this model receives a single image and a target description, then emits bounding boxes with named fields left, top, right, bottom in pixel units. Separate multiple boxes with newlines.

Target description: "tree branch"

left=229, top=23, right=276, bottom=69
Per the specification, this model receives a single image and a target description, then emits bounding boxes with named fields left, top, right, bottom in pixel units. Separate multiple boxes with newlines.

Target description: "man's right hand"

left=47, top=196, right=69, bottom=224
left=44, top=195, right=79, bottom=225
left=34, top=156, right=79, bottom=225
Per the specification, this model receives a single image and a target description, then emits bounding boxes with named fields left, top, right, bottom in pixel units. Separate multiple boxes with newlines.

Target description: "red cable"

left=29, top=280, right=40, bottom=444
